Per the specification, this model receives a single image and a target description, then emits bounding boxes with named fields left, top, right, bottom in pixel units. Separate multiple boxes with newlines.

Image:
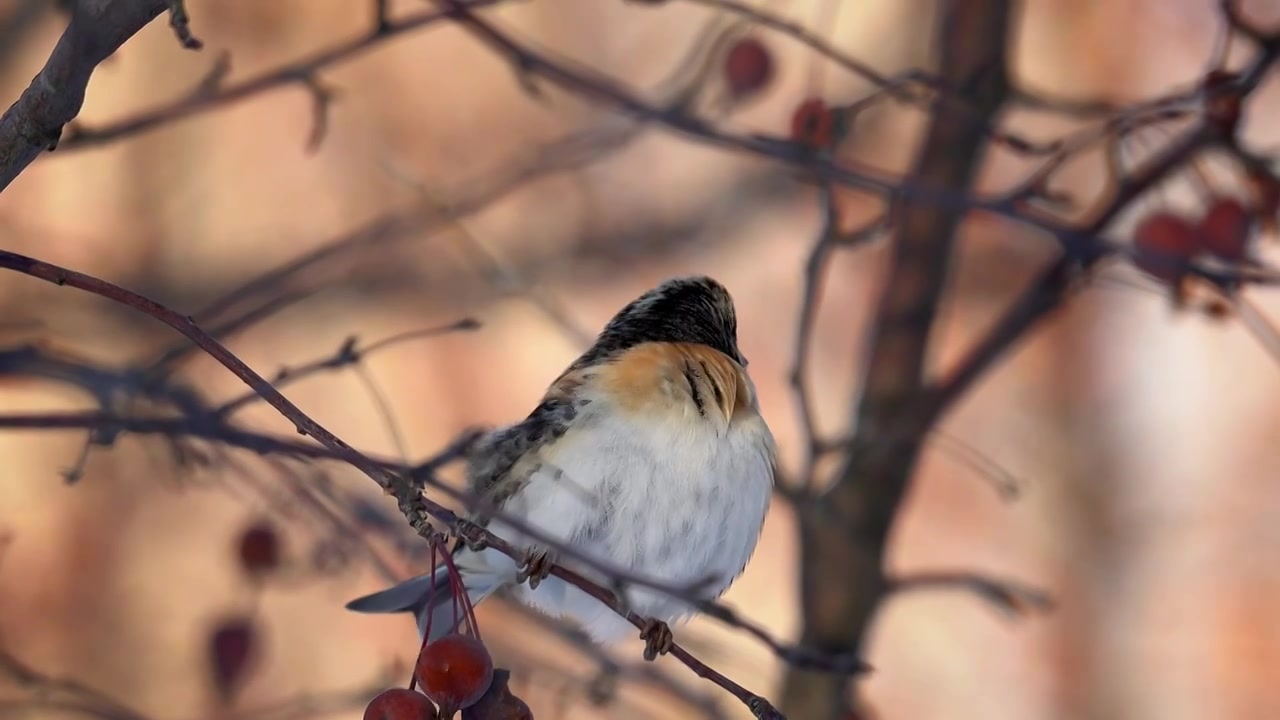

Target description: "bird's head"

left=576, top=275, right=746, bottom=369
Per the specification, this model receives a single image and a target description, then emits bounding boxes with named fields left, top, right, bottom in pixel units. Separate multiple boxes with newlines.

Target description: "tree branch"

left=55, top=0, right=507, bottom=152
left=781, top=3, right=1015, bottom=717
left=0, top=0, right=200, bottom=193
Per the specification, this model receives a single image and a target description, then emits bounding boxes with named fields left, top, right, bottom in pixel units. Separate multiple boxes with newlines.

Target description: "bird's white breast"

left=490, top=387, right=775, bottom=642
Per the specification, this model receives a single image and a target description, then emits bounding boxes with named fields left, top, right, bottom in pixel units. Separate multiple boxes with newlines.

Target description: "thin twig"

left=53, top=0, right=509, bottom=152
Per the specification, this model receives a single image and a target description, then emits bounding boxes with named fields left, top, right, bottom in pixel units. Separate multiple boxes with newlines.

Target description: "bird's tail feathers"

left=344, top=549, right=510, bottom=642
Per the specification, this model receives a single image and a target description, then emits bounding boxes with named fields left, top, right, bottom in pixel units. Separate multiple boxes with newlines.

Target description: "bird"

left=345, top=275, right=776, bottom=660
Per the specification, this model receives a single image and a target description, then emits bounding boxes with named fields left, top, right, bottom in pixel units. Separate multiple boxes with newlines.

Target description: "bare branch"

left=211, top=319, right=480, bottom=417
left=889, top=572, right=1054, bottom=618
left=54, top=0, right=509, bottom=152
left=781, top=3, right=1015, bottom=716
left=0, top=0, right=201, bottom=193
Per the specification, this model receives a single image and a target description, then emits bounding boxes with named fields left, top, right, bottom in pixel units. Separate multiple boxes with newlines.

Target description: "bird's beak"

left=736, top=350, right=749, bottom=368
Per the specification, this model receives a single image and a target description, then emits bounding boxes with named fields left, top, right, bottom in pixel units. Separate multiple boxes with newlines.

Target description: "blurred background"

left=3, top=0, right=1280, bottom=718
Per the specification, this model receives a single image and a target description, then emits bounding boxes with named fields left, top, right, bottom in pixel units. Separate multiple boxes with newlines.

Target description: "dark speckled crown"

left=569, top=276, right=744, bottom=371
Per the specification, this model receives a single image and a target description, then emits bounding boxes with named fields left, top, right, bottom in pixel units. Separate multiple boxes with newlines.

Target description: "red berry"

left=790, top=98, right=834, bottom=149
left=461, top=669, right=533, bottom=720
left=724, top=37, right=773, bottom=98
left=365, top=688, right=440, bottom=720
left=1132, top=212, right=1199, bottom=284
left=237, top=520, right=281, bottom=577
left=416, top=634, right=494, bottom=714
left=209, top=616, right=258, bottom=700
left=1197, top=197, right=1253, bottom=262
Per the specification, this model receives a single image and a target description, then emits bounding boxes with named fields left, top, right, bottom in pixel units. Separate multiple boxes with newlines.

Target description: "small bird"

left=345, top=276, right=776, bottom=660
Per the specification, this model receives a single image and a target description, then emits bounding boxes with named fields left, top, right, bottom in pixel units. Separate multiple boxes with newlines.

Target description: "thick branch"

left=0, top=0, right=187, bottom=193
left=781, top=3, right=1015, bottom=718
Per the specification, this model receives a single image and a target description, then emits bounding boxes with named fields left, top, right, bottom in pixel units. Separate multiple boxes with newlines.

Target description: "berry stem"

left=434, top=535, right=483, bottom=643
left=408, top=542, right=443, bottom=692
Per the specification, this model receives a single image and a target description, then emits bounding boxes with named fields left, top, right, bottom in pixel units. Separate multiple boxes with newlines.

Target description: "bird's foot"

left=516, top=548, right=556, bottom=590
left=639, top=618, right=674, bottom=661
left=455, top=520, right=489, bottom=552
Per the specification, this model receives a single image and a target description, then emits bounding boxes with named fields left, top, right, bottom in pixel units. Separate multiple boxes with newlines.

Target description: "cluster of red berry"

left=721, top=35, right=835, bottom=150
left=1131, top=196, right=1254, bottom=285
left=362, top=541, right=531, bottom=719
left=364, top=638, right=531, bottom=720
left=364, top=633, right=512, bottom=719
left=211, top=519, right=528, bottom=717
left=204, top=520, right=285, bottom=700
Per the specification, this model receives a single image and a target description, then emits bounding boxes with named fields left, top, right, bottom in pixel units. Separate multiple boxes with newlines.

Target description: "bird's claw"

left=456, top=520, right=489, bottom=552
left=517, top=548, right=555, bottom=590
left=639, top=618, right=673, bottom=661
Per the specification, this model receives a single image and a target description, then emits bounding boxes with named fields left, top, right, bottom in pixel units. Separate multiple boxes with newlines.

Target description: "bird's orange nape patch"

left=597, top=342, right=752, bottom=421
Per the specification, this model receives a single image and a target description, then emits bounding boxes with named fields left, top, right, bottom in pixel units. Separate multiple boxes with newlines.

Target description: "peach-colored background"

left=3, top=1, right=1280, bottom=719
